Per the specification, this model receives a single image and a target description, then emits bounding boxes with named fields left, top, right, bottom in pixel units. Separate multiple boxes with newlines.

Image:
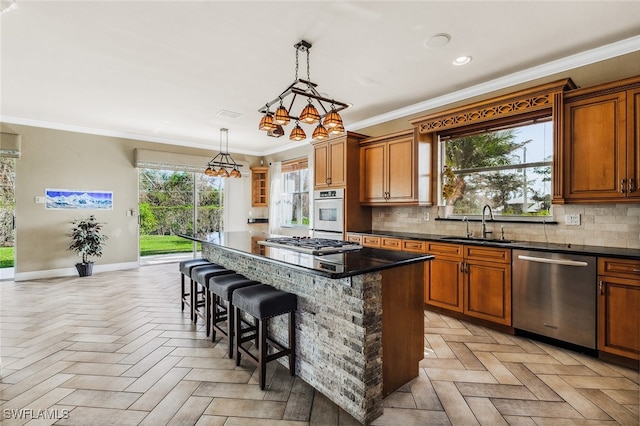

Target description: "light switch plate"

left=423, top=212, right=430, bottom=221
left=565, top=214, right=581, bottom=226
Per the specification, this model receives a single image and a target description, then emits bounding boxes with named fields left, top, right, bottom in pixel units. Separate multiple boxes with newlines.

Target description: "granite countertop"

left=350, top=230, right=640, bottom=260
left=178, top=231, right=434, bottom=279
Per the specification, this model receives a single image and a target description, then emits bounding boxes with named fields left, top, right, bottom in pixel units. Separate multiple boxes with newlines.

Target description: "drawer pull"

left=633, top=269, right=640, bottom=273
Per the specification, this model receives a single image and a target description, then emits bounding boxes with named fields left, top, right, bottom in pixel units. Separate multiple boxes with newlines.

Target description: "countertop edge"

left=178, top=233, right=433, bottom=279
left=347, top=230, right=640, bottom=260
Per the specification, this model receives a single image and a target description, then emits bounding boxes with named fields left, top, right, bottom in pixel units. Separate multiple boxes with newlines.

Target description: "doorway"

left=0, top=157, right=15, bottom=279
left=138, top=168, right=223, bottom=261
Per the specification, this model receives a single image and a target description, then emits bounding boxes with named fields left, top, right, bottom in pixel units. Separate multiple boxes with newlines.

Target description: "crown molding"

left=347, top=35, right=640, bottom=133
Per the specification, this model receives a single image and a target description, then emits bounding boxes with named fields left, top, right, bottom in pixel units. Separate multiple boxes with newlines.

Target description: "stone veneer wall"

left=202, top=244, right=384, bottom=424
left=372, top=203, right=640, bottom=249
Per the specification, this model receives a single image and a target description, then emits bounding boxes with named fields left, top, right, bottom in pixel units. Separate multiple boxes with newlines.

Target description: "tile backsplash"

left=372, top=203, right=640, bottom=249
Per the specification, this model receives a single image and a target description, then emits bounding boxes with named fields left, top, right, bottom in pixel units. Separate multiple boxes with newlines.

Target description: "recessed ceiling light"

left=424, top=33, right=451, bottom=49
left=453, top=56, right=472, bottom=66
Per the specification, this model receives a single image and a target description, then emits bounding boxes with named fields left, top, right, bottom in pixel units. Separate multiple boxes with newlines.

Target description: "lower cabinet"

left=426, top=242, right=511, bottom=326
left=598, top=257, right=640, bottom=360
left=425, top=242, right=464, bottom=312
left=464, top=246, right=511, bottom=326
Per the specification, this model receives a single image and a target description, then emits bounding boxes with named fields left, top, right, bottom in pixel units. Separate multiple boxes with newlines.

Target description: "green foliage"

left=139, top=202, right=158, bottom=235
left=68, top=215, right=108, bottom=264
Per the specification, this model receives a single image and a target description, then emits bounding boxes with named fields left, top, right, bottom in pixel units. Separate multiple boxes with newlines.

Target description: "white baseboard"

left=13, top=262, right=140, bottom=282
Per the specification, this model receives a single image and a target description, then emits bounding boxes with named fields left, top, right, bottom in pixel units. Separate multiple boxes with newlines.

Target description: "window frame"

left=280, top=158, right=310, bottom=229
left=437, top=112, right=554, bottom=223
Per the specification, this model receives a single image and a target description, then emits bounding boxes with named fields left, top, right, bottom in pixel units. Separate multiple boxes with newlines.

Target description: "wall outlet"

left=423, top=212, right=430, bottom=221
left=565, top=214, right=581, bottom=226
left=35, top=196, right=45, bottom=204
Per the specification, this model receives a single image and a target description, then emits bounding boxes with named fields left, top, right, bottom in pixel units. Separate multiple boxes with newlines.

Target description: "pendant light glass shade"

left=300, top=102, right=320, bottom=124
left=312, top=124, right=329, bottom=141
left=218, top=167, right=230, bottom=178
left=259, top=114, right=276, bottom=131
left=323, top=109, right=343, bottom=128
left=289, top=122, right=306, bottom=141
left=267, top=124, right=285, bottom=138
left=274, top=105, right=290, bottom=125
left=329, top=121, right=345, bottom=135
left=230, top=167, right=241, bottom=178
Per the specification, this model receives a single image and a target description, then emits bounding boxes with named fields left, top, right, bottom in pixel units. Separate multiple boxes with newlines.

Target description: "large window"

left=440, top=119, right=552, bottom=219
left=281, top=159, right=309, bottom=227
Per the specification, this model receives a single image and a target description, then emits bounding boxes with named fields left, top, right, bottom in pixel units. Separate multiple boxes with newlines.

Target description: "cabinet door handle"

left=599, top=280, right=604, bottom=295
left=327, top=177, right=332, bottom=185
left=620, top=179, right=627, bottom=193
left=459, top=261, right=464, bottom=273
left=629, top=178, right=635, bottom=192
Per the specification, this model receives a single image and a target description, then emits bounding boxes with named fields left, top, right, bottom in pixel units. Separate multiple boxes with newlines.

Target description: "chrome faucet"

left=481, top=205, right=494, bottom=238
left=462, top=216, right=471, bottom=238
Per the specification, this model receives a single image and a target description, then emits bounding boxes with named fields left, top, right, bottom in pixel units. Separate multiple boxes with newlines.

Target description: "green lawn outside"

left=0, top=235, right=196, bottom=269
left=0, top=246, right=13, bottom=268
left=140, top=235, right=201, bottom=256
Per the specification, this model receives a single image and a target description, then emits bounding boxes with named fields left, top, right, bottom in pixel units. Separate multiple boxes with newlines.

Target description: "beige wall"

left=371, top=204, right=640, bottom=249
left=10, top=124, right=259, bottom=280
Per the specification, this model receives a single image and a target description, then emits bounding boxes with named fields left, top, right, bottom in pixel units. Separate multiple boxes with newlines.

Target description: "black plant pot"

left=75, top=262, right=94, bottom=277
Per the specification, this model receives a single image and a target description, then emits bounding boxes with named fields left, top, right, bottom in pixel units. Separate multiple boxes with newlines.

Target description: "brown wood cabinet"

left=381, top=237, right=402, bottom=250
left=561, top=77, right=640, bottom=203
left=250, top=166, right=269, bottom=207
left=359, top=130, right=431, bottom=206
left=463, top=245, right=511, bottom=326
left=425, top=242, right=464, bottom=313
left=425, top=242, right=511, bottom=325
left=313, top=137, right=346, bottom=188
left=597, top=257, right=640, bottom=360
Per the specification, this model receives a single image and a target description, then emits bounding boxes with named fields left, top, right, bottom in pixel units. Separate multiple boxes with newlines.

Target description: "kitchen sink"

left=439, top=236, right=515, bottom=244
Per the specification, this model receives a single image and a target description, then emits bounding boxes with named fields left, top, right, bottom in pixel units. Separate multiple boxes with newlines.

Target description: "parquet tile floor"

left=1, top=262, right=638, bottom=425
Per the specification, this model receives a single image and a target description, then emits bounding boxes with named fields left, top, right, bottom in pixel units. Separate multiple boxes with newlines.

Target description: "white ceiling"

left=1, top=1, right=639, bottom=156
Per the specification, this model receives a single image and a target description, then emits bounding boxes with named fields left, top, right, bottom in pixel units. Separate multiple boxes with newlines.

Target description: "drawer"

left=598, top=257, right=640, bottom=280
left=402, top=240, right=426, bottom=253
left=381, top=237, right=402, bottom=250
left=427, top=242, right=463, bottom=258
left=346, top=233, right=362, bottom=244
left=464, top=245, right=511, bottom=264
left=362, top=235, right=381, bottom=248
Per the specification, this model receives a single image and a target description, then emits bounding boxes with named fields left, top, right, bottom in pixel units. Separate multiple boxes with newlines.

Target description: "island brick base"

left=203, top=244, right=384, bottom=424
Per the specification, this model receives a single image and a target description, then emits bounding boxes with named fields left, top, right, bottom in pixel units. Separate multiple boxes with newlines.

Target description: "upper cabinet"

left=359, top=130, right=431, bottom=206
left=313, top=132, right=366, bottom=189
left=250, top=166, right=269, bottom=207
left=560, top=76, right=640, bottom=203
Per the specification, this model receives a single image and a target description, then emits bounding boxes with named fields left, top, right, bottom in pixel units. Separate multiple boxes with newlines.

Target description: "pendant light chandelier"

left=258, top=40, right=350, bottom=142
left=204, top=128, right=242, bottom=178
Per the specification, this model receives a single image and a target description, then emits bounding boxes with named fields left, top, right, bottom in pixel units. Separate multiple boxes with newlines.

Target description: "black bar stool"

left=179, top=259, right=210, bottom=319
left=233, top=284, right=297, bottom=389
left=208, top=273, right=260, bottom=358
left=190, top=264, right=234, bottom=336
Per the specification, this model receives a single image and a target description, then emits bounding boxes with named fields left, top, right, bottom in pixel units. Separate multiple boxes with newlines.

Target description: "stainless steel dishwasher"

left=512, top=250, right=597, bottom=349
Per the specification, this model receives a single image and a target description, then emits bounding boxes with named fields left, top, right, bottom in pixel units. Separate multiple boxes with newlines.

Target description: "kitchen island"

left=179, top=231, right=433, bottom=424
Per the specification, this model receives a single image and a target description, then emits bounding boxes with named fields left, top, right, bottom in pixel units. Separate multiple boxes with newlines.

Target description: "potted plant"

left=68, top=215, right=108, bottom=277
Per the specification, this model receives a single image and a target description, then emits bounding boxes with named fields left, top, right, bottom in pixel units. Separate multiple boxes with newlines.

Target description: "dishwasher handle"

left=517, top=255, right=589, bottom=267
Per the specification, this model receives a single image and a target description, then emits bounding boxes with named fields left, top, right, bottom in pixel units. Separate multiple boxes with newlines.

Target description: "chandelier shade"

left=274, top=105, right=290, bottom=125
left=259, top=40, right=349, bottom=142
left=312, top=124, right=329, bottom=141
left=205, top=128, right=242, bottom=179
left=289, top=122, right=307, bottom=141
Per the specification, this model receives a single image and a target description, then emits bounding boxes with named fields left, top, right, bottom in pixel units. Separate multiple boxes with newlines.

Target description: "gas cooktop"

left=258, top=237, right=362, bottom=255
